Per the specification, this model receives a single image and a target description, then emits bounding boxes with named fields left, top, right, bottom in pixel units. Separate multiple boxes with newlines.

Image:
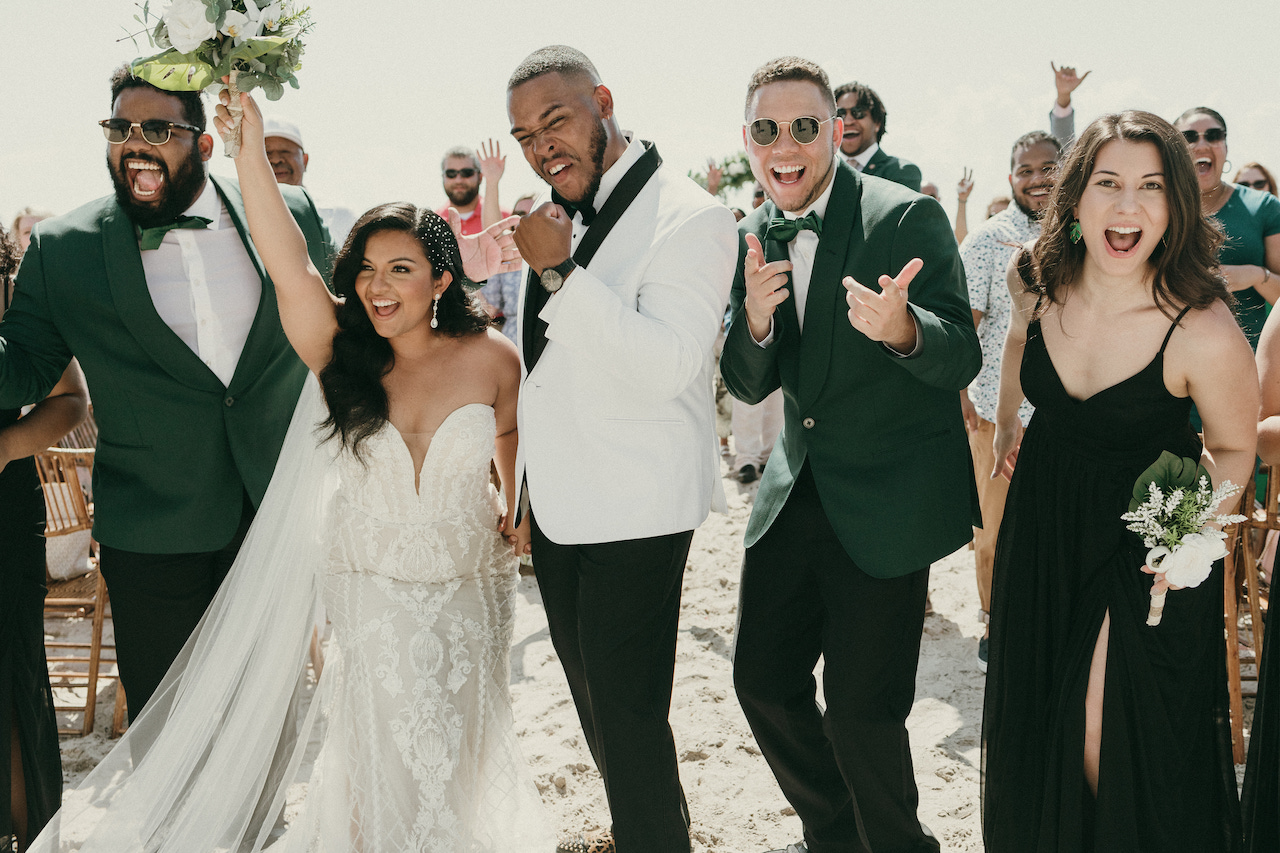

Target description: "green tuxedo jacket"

left=720, top=161, right=980, bottom=578
left=0, top=174, right=332, bottom=553
left=862, top=147, right=922, bottom=192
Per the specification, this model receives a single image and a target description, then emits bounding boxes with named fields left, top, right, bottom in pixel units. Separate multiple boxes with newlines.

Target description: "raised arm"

left=215, top=88, right=338, bottom=375
left=477, top=139, right=506, bottom=231
left=992, top=251, right=1036, bottom=478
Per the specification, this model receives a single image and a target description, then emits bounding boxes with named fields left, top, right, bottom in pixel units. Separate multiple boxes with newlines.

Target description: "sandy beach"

left=45, top=449, right=1255, bottom=851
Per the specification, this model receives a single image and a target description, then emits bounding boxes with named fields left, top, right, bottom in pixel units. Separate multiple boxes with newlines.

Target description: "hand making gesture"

left=843, top=258, right=923, bottom=352
left=741, top=232, right=793, bottom=342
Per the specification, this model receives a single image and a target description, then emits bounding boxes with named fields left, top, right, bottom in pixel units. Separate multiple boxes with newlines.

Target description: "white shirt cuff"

left=1051, top=102, right=1074, bottom=118
left=884, top=313, right=923, bottom=358
left=751, top=315, right=775, bottom=347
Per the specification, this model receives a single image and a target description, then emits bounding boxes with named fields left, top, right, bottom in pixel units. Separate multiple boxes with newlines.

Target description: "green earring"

left=1069, top=221, right=1083, bottom=244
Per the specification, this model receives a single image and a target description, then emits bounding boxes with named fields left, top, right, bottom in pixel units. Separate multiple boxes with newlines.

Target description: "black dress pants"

left=531, top=512, right=694, bottom=853
left=732, top=463, right=938, bottom=853
left=98, top=492, right=255, bottom=721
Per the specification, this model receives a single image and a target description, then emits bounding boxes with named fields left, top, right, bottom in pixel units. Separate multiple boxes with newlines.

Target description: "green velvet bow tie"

left=137, top=215, right=212, bottom=251
left=765, top=210, right=822, bottom=243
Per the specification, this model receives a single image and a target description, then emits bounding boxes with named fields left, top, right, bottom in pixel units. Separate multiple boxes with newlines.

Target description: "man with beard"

left=506, top=45, right=736, bottom=853
left=0, top=66, right=332, bottom=720
left=832, top=81, right=921, bottom=191
left=436, top=144, right=510, bottom=237
left=721, top=56, right=979, bottom=853
left=958, top=130, right=1063, bottom=673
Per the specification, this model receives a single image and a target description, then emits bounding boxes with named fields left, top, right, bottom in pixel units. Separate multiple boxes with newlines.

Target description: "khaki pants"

left=968, top=416, right=1010, bottom=615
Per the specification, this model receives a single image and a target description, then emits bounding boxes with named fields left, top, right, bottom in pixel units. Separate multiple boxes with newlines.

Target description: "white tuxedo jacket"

left=516, top=160, right=736, bottom=545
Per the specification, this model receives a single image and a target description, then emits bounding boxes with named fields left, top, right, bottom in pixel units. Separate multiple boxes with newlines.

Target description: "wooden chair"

left=37, top=446, right=127, bottom=737
left=1225, top=466, right=1273, bottom=763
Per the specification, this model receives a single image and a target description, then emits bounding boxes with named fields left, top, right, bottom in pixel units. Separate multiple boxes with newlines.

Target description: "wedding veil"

left=31, top=375, right=338, bottom=852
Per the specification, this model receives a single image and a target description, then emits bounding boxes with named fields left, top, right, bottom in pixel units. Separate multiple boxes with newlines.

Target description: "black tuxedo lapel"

left=798, top=166, right=858, bottom=413
left=101, top=203, right=224, bottom=392
left=862, top=147, right=889, bottom=178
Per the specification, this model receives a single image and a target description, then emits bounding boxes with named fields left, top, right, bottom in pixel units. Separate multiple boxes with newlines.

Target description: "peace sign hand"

left=844, top=257, right=923, bottom=352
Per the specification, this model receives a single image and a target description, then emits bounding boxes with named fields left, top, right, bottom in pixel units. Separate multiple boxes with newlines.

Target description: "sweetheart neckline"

left=386, top=402, right=494, bottom=495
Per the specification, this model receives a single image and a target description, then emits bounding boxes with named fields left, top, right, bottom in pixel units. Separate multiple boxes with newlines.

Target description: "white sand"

left=48, top=453, right=1255, bottom=851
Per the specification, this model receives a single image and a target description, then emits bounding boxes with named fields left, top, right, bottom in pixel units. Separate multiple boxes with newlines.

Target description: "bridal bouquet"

left=130, top=0, right=313, bottom=156
left=1121, top=451, right=1245, bottom=626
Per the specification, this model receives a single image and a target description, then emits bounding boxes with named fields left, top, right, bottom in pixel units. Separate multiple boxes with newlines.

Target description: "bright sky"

left=5, top=0, right=1279, bottom=231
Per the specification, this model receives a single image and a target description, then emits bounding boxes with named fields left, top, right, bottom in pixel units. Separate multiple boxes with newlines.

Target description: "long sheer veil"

left=31, top=375, right=337, bottom=852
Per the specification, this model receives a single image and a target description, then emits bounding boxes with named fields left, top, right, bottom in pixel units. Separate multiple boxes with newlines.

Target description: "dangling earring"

left=1068, top=221, right=1083, bottom=244
left=430, top=293, right=440, bottom=329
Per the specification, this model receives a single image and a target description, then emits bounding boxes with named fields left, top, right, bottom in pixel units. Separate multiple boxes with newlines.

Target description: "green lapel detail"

left=797, top=163, right=858, bottom=413
left=211, top=175, right=276, bottom=395
left=863, top=147, right=889, bottom=176
left=101, top=201, right=224, bottom=391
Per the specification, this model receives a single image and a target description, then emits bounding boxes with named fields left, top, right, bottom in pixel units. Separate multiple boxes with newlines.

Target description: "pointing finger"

left=891, top=257, right=925, bottom=292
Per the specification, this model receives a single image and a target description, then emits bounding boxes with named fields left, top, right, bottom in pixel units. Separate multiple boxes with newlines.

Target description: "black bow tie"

left=551, top=191, right=596, bottom=226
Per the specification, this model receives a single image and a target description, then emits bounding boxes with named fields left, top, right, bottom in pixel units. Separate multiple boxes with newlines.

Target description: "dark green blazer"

left=0, top=174, right=332, bottom=553
left=862, top=146, right=922, bottom=192
left=720, top=161, right=980, bottom=578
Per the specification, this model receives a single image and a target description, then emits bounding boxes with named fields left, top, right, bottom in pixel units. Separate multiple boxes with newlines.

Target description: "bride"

left=29, top=90, right=549, bottom=851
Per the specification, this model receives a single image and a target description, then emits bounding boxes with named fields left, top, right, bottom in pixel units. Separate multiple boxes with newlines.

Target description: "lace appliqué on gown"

left=284, top=404, right=546, bottom=853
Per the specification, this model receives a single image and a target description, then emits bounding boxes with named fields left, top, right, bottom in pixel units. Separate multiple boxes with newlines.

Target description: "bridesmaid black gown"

left=0, top=405, right=62, bottom=846
left=982, top=307, right=1242, bottom=852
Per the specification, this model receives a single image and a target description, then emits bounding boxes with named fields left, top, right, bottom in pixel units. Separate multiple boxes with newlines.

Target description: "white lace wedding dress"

left=30, top=380, right=549, bottom=853
left=287, top=404, right=543, bottom=851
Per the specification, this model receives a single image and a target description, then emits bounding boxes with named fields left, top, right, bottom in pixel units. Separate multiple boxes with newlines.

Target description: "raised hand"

left=742, top=232, right=792, bottom=342
left=1051, top=62, right=1091, bottom=108
left=843, top=257, right=922, bottom=351
left=477, top=138, right=505, bottom=185
left=706, top=158, right=724, bottom=197
left=956, top=167, right=974, bottom=203
left=452, top=211, right=522, bottom=282
left=213, top=82, right=264, bottom=160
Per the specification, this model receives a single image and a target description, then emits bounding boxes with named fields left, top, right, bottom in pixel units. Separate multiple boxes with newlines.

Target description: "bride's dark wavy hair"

left=319, top=203, right=490, bottom=459
left=1021, top=110, right=1228, bottom=319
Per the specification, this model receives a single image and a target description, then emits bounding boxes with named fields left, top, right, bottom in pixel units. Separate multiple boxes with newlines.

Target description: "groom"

left=0, top=67, right=332, bottom=719
left=721, top=57, right=980, bottom=852
left=508, top=45, right=736, bottom=852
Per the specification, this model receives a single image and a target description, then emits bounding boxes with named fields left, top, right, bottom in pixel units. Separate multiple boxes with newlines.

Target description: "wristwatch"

left=540, top=258, right=577, bottom=293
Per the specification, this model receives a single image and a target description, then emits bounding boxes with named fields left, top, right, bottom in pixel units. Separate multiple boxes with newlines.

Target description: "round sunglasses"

left=748, top=116, right=835, bottom=147
left=1239, top=179, right=1273, bottom=191
left=99, top=118, right=201, bottom=145
left=1181, top=128, right=1226, bottom=145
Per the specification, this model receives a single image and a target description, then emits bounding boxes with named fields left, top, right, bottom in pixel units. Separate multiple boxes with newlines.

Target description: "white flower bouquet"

left=130, top=0, right=313, bottom=156
left=1120, top=451, right=1245, bottom=626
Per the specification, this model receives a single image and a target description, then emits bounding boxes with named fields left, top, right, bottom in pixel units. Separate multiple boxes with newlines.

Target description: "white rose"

left=163, top=0, right=217, bottom=54
left=1150, top=530, right=1229, bottom=590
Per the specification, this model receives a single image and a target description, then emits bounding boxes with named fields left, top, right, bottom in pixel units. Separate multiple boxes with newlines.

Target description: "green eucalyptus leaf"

left=226, top=35, right=291, bottom=66
left=131, top=49, right=217, bottom=93
left=1127, top=451, right=1209, bottom=512
left=260, top=78, right=285, bottom=100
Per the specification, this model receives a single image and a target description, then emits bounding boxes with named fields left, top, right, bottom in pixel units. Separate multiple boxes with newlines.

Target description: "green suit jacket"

left=862, top=146, right=922, bottom=192
left=0, top=174, right=332, bottom=553
left=720, top=161, right=980, bottom=578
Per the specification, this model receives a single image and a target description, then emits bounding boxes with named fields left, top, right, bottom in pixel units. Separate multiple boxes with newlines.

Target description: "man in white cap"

left=263, top=116, right=358, bottom=246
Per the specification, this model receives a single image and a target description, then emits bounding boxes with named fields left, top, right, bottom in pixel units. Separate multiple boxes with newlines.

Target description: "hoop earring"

left=430, top=293, right=440, bottom=329
left=1223, top=159, right=1233, bottom=173
left=1069, top=221, right=1083, bottom=244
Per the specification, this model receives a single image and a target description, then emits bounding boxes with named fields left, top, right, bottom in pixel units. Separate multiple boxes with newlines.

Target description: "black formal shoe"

left=556, top=828, right=615, bottom=853
left=737, top=463, right=758, bottom=483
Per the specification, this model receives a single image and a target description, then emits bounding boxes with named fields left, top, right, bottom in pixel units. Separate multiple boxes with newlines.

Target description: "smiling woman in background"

left=1234, top=162, right=1278, bottom=197
left=1175, top=108, right=1280, bottom=350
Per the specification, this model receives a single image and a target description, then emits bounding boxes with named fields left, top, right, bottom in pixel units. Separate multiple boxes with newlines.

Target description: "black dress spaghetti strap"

left=982, top=306, right=1242, bottom=852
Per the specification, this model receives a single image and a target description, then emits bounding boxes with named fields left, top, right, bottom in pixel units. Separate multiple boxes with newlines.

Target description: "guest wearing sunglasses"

left=0, top=65, right=334, bottom=721
left=1235, top=161, right=1278, bottom=196
left=832, top=81, right=921, bottom=190
left=1175, top=107, right=1280, bottom=349
left=722, top=56, right=979, bottom=853
left=436, top=140, right=511, bottom=237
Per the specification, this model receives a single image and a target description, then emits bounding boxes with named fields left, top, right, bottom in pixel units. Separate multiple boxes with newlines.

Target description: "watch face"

left=540, top=268, right=564, bottom=293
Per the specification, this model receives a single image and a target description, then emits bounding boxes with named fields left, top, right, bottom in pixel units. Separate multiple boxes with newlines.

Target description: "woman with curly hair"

left=0, top=222, right=87, bottom=852
left=983, top=111, right=1256, bottom=851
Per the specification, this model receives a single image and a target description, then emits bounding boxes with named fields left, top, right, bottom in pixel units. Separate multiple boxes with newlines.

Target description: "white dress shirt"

left=140, top=180, right=261, bottom=386
left=566, top=136, right=645, bottom=250
left=846, top=141, right=879, bottom=171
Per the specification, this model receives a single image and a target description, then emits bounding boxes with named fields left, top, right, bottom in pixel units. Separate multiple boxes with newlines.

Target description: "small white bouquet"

left=129, top=0, right=313, bottom=156
left=1120, top=451, right=1245, bottom=626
